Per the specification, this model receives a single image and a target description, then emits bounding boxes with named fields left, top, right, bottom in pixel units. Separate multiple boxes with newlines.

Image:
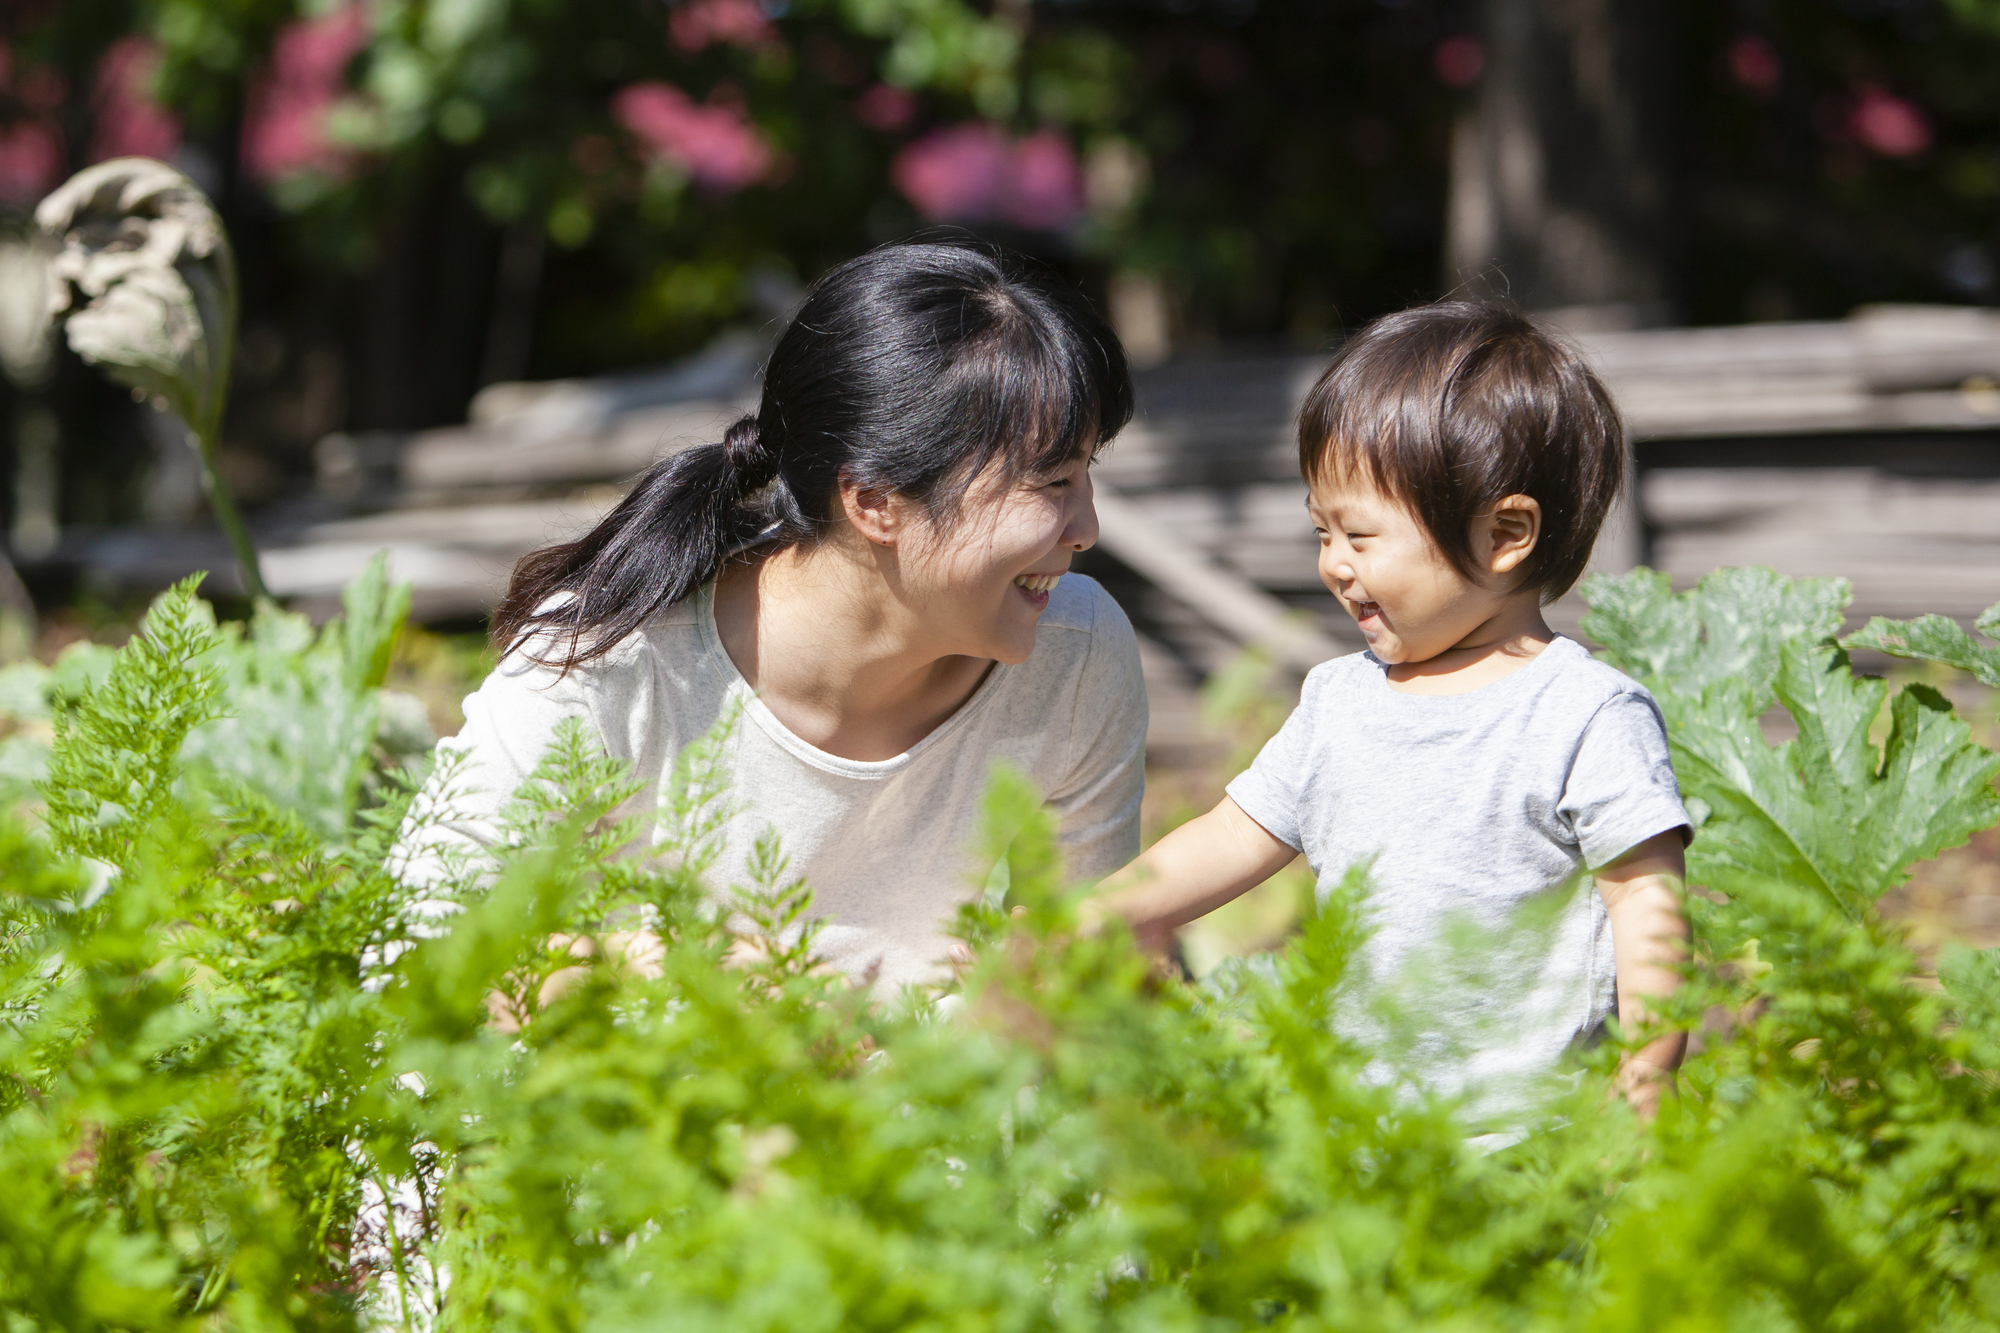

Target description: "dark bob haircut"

left=492, top=240, right=1134, bottom=669
left=1297, top=301, right=1624, bottom=602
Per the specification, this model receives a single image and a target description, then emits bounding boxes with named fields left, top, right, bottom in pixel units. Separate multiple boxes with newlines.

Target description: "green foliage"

left=1846, top=598, right=2000, bottom=688
left=182, top=553, right=413, bottom=840
left=0, top=562, right=1998, bottom=1330
left=1584, top=567, right=2000, bottom=913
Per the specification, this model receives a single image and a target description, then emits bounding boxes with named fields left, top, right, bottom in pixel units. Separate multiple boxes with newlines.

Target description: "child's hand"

left=1615, top=1053, right=1677, bottom=1122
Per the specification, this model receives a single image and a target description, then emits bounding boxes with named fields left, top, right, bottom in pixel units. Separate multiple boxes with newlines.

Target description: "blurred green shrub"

left=0, top=565, right=1999, bottom=1330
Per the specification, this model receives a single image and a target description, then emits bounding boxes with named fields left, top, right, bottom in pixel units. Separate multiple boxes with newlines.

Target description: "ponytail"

left=490, top=415, right=789, bottom=667
left=489, top=239, right=1134, bottom=674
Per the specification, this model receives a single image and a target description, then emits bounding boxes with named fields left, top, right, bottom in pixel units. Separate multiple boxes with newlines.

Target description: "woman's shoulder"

left=1010, top=574, right=1140, bottom=697
left=1038, top=572, right=1129, bottom=637
left=493, top=596, right=707, bottom=696
left=1033, top=573, right=1139, bottom=663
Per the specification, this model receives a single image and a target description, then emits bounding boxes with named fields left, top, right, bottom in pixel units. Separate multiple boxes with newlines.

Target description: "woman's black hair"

left=491, top=240, right=1134, bottom=671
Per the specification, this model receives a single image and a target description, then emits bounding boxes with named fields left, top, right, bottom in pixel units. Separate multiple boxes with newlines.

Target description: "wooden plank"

left=1092, top=489, right=1345, bottom=675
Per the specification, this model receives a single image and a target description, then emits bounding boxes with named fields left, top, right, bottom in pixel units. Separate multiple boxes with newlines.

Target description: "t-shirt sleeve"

left=1046, top=588, right=1148, bottom=883
left=1560, top=689, right=1690, bottom=870
left=390, top=652, right=606, bottom=893
left=1222, top=685, right=1316, bottom=852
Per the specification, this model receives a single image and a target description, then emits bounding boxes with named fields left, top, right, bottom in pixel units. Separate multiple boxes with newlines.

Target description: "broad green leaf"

left=1580, top=566, right=1850, bottom=713
left=1843, top=599, right=2000, bottom=687
left=1669, top=641, right=2000, bottom=910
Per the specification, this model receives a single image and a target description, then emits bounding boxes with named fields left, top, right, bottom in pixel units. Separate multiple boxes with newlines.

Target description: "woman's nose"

left=1065, top=477, right=1100, bottom=552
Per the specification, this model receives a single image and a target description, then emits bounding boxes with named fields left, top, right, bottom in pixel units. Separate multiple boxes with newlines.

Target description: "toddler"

left=1099, top=302, right=1690, bottom=1118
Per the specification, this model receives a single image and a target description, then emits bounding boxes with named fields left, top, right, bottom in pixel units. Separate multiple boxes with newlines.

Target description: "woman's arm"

left=1596, top=829, right=1690, bottom=1120
left=1090, top=797, right=1298, bottom=952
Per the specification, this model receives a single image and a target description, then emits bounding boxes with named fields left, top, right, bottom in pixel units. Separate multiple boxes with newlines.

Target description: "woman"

left=403, top=242, right=1147, bottom=989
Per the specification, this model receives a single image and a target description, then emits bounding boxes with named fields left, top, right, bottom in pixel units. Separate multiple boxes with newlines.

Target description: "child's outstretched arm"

left=1089, top=797, right=1298, bottom=953
left=1596, top=829, right=1691, bottom=1120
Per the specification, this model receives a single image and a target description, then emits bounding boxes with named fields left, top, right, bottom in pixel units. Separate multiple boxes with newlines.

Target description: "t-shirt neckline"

left=694, top=583, right=1012, bottom=777
left=1364, top=634, right=1581, bottom=704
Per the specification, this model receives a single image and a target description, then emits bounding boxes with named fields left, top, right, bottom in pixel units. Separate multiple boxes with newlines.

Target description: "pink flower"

left=240, top=5, right=370, bottom=182
left=1, top=44, right=69, bottom=113
left=1433, top=36, right=1483, bottom=89
left=90, top=37, right=182, bottom=163
left=892, top=123, right=1009, bottom=220
left=1725, top=35, right=1781, bottom=98
left=1850, top=85, right=1930, bottom=158
left=0, top=119, right=62, bottom=204
left=612, top=82, right=772, bottom=191
left=1005, top=130, right=1083, bottom=231
left=890, top=123, right=1083, bottom=232
left=669, top=0, right=777, bottom=53
left=854, top=83, right=916, bottom=133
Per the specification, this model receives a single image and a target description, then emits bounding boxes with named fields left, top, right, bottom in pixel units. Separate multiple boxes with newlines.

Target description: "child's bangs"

left=1299, top=359, right=1447, bottom=512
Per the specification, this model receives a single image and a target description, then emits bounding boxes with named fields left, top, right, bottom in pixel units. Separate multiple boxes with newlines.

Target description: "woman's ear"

left=839, top=472, right=899, bottom=546
left=1481, top=494, right=1542, bottom=578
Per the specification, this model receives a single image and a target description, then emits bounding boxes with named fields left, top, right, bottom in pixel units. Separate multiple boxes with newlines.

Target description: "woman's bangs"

left=975, top=322, right=1121, bottom=482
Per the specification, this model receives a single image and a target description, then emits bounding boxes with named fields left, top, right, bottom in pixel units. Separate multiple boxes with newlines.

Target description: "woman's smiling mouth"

left=1013, top=571, right=1062, bottom=608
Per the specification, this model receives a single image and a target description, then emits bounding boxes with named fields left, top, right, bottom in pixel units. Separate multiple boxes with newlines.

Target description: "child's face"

left=1306, top=472, right=1528, bottom=664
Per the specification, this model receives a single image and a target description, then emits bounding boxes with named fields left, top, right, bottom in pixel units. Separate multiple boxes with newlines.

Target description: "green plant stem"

left=192, top=422, right=267, bottom=604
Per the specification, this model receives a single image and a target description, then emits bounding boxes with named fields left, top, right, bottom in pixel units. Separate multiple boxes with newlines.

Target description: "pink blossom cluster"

left=240, top=4, right=370, bottom=183
left=0, top=122, right=60, bottom=205
left=854, top=83, right=916, bottom=133
left=1432, top=36, right=1483, bottom=89
left=0, top=45, right=66, bottom=204
left=91, top=36, right=182, bottom=164
left=669, top=0, right=777, bottom=54
left=1724, top=35, right=1781, bottom=98
left=613, top=81, right=772, bottom=191
left=891, top=124, right=1082, bottom=232
left=1848, top=85, right=1929, bottom=158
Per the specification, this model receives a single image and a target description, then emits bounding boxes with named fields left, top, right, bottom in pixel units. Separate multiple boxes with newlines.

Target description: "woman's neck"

left=711, top=545, right=995, bottom=761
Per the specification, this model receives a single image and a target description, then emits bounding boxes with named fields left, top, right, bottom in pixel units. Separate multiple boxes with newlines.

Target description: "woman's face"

left=892, top=454, right=1100, bottom=665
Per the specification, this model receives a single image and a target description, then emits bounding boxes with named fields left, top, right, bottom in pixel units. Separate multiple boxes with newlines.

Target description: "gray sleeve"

left=1561, top=690, right=1690, bottom=870
left=1047, top=587, right=1148, bottom=883
left=1223, top=686, right=1314, bottom=852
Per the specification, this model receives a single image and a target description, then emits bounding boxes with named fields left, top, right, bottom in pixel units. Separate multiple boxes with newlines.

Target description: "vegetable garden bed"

left=2, top=561, right=1999, bottom=1331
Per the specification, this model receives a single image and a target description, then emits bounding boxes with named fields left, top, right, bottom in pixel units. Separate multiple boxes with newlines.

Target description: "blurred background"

left=3, top=0, right=1999, bottom=958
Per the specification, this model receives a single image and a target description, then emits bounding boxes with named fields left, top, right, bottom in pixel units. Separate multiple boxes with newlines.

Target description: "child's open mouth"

left=1013, top=572, right=1061, bottom=608
left=1352, top=600, right=1384, bottom=632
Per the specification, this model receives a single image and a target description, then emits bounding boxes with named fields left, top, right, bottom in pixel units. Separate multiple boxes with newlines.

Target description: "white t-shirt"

left=1226, top=636, right=1688, bottom=1111
left=401, top=575, right=1147, bottom=989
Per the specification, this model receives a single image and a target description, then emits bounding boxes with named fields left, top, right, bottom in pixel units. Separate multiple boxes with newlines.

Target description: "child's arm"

left=1089, top=797, right=1298, bottom=953
left=1596, top=829, right=1690, bottom=1120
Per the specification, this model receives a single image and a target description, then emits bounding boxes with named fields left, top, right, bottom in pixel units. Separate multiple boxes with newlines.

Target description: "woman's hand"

left=485, top=930, right=665, bottom=1033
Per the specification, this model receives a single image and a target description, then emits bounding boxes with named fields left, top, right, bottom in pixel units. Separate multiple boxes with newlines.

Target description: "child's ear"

left=1481, top=494, right=1542, bottom=578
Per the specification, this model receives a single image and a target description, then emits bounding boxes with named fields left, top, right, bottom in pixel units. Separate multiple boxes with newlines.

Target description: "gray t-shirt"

left=399, top=575, right=1146, bottom=991
left=1226, top=636, right=1688, bottom=1110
